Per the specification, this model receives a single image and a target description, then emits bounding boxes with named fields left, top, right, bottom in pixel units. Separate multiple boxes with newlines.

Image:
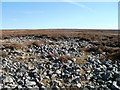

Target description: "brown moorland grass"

left=1, top=29, right=118, bottom=39
left=1, top=29, right=119, bottom=61
left=0, top=50, right=8, bottom=58
left=1, top=40, right=44, bottom=50
left=108, top=51, right=120, bottom=60
left=1, top=29, right=119, bottom=47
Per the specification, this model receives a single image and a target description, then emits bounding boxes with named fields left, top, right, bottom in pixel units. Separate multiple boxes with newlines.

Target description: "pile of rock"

left=0, top=36, right=120, bottom=89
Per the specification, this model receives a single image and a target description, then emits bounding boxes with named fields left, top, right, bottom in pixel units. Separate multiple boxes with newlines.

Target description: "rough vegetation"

left=0, top=29, right=119, bottom=89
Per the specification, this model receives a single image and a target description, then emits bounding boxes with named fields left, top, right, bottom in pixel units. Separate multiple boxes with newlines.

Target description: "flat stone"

left=56, top=70, right=61, bottom=74
left=26, top=80, right=36, bottom=86
left=76, top=83, right=81, bottom=88
left=4, top=76, right=14, bottom=83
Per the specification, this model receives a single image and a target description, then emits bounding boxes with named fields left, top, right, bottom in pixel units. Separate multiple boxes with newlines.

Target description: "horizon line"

left=0, top=28, right=119, bottom=30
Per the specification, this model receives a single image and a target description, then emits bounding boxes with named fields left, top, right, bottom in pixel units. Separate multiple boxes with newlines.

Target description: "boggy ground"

left=0, top=29, right=120, bottom=89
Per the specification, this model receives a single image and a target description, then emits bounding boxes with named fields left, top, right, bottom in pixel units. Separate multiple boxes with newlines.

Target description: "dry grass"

left=107, top=51, right=120, bottom=61
left=1, top=40, right=44, bottom=50
left=1, top=41, right=26, bottom=50
left=99, top=48, right=120, bottom=61
left=24, top=40, right=44, bottom=47
left=0, top=50, right=8, bottom=58
left=75, top=56, right=87, bottom=65
left=59, top=55, right=73, bottom=63
left=1, top=29, right=119, bottom=62
left=1, top=29, right=117, bottom=40
left=55, top=52, right=88, bottom=64
left=86, top=45, right=120, bottom=54
left=86, top=47, right=103, bottom=54
left=45, top=41, right=57, bottom=45
left=79, top=69, right=85, bottom=74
